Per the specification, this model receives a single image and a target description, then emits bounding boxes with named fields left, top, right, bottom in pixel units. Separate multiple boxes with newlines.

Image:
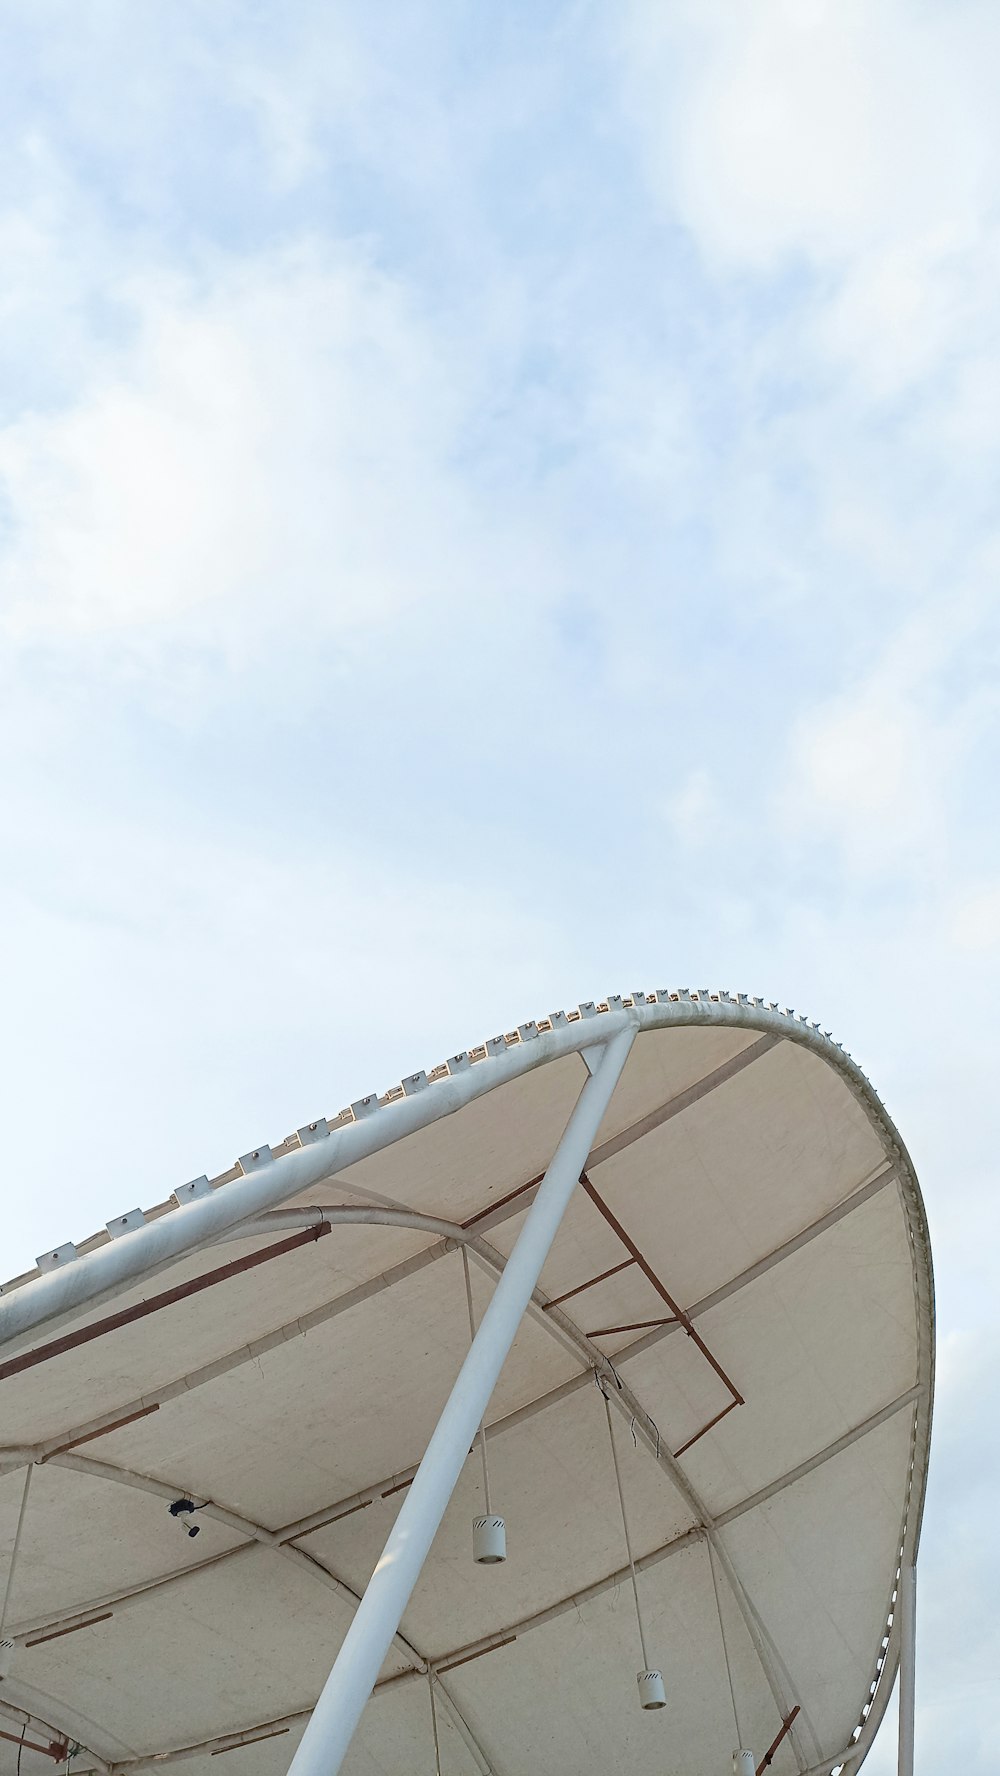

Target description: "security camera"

left=168, top=1498, right=201, bottom=1538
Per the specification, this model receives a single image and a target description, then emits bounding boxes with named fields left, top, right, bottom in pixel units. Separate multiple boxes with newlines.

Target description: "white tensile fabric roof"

left=0, top=993, right=934, bottom=1776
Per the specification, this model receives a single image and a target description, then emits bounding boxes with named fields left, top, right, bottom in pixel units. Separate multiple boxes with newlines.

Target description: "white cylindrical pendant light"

left=463, top=1249, right=506, bottom=1565
left=636, top=1668, right=666, bottom=1710
left=472, top=1514, right=507, bottom=1564
left=602, top=1389, right=665, bottom=1713
left=734, top=1751, right=756, bottom=1775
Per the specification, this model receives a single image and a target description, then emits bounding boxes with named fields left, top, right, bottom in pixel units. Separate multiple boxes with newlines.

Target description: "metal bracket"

left=238, top=1146, right=273, bottom=1174
left=36, top=1243, right=78, bottom=1272
left=171, top=1176, right=211, bottom=1206
left=297, top=1121, right=331, bottom=1146
left=106, top=1210, right=145, bottom=1238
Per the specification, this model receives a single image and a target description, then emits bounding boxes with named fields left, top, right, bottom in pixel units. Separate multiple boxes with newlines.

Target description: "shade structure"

left=0, top=991, right=934, bottom=1776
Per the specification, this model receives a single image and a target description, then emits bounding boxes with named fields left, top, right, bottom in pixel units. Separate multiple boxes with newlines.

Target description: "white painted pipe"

left=0, top=1012, right=632, bottom=1359
left=897, top=1560, right=916, bottom=1776
left=0, top=994, right=872, bottom=1363
left=285, top=1027, right=635, bottom=1776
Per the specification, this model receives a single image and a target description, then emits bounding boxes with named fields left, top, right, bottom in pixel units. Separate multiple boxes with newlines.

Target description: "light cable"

left=460, top=1248, right=492, bottom=1513
left=602, top=1387, right=649, bottom=1670
left=427, top=1671, right=442, bottom=1776
left=709, top=1536, right=744, bottom=1750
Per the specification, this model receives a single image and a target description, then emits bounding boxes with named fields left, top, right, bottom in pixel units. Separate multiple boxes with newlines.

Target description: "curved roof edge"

left=0, top=987, right=934, bottom=1776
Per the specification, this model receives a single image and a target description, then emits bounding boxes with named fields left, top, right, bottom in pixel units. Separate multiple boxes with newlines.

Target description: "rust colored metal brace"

left=0, top=1222, right=332, bottom=1384
left=757, top=1706, right=801, bottom=1773
left=579, top=1172, right=744, bottom=1404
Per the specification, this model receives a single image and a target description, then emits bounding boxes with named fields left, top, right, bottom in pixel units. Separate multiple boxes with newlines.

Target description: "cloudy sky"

left=1, top=1, right=998, bottom=1767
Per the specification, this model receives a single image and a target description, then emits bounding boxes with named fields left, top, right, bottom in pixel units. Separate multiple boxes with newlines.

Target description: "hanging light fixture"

left=601, top=1386, right=666, bottom=1710
left=462, top=1248, right=506, bottom=1564
left=708, top=1536, right=756, bottom=1776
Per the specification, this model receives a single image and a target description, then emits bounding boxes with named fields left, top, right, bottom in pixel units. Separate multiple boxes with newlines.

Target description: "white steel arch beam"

left=2, top=1030, right=783, bottom=1455
left=1, top=1009, right=651, bottom=1355
left=32, top=1388, right=920, bottom=1776
left=0, top=992, right=932, bottom=1376
left=1, top=1160, right=900, bottom=1475
left=32, top=1299, right=811, bottom=1764
left=256, top=1028, right=640, bottom=1776
left=0, top=1693, right=114, bottom=1774
left=0, top=1177, right=920, bottom=1772
left=2, top=1458, right=498, bottom=1776
left=836, top=1402, right=922, bottom=1776
left=0, top=1679, right=121, bottom=1772
left=544, top=1322, right=815, bottom=1768
left=0, top=991, right=934, bottom=1776
left=6, top=1386, right=919, bottom=1656
left=113, top=1710, right=314, bottom=1775
left=0, top=1191, right=922, bottom=1772
left=381, top=1387, right=921, bottom=1693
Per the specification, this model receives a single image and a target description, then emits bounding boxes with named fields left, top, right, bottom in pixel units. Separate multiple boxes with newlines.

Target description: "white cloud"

left=617, top=0, right=996, bottom=271
left=0, top=783, right=580, bottom=1267
left=615, top=0, right=1000, bottom=427
left=779, top=679, right=945, bottom=874
left=662, top=768, right=719, bottom=848
left=1, top=9, right=999, bottom=1764
left=0, top=244, right=516, bottom=657
left=774, top=591, right=998, bottom=878
left=949, top=885, right=1000, bottom=953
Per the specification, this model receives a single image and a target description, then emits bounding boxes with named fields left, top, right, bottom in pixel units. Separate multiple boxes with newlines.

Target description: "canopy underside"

left=0, top=997, right=934, bottom=1776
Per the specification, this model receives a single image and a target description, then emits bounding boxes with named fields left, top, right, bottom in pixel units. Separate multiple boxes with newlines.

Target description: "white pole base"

left=636, top=1668, right=666, bottom=1710
left=472, top=1515, right=506, bottom=1563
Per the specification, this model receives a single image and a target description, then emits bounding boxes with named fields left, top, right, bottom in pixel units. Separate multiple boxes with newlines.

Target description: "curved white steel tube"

left=0, top=988, right=934, bottom=1776
left=285, top=1027, right=635, bottom=1776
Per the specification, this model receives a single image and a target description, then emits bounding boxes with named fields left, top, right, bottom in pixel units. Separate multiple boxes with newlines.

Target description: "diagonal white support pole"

left=286, top=1025, right=635, bottom=1776
left=897, top=1558, right=916, bottom=1776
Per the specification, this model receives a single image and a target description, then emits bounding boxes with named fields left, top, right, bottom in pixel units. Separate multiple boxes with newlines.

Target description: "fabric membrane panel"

left=0, top=998, right=933, bottom=1776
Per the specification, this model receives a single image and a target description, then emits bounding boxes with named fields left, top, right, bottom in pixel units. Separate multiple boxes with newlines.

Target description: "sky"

left=1, top=0, right=998, bottom=1767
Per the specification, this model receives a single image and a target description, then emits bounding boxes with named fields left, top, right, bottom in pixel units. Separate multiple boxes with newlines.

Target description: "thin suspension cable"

left=427, top=1671, right=442, bottom=1776
left=0, top=1463, right=33, bottom=1636
left=602, top=1388, right=649, bottom=1670
left=460, top=1248, right=492, bottom=1514
left=708, top=1536, right=743, bottom=1749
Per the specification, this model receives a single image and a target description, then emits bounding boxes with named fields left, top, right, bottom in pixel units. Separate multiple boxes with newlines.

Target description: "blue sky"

left=2, top=2, right=999, bottom=1767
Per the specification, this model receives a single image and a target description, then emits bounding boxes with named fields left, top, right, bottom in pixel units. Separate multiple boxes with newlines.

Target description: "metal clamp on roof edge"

left=106, top=1210, right=145, bottom=1238
left=171, top=1176, right=212, bottom=1206
left=35, top=1242, right=79, bottom=1273
left=237, top=1145, right=273, bottom=1174
left=296, top=1120, right=331, bottom=1146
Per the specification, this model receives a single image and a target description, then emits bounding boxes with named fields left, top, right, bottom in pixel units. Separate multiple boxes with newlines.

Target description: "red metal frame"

left=585, top=1319, right=676, bottom=1337
left=0, top=1225, right=332, bottom=1384
left=756, top=1705, right=800, bottom=1773
left=542, top=1258, right=636, bottom=1309
left=579, top=1174, right=744, bottom=1403
left=0, top=1730, right=68, bottom=1762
